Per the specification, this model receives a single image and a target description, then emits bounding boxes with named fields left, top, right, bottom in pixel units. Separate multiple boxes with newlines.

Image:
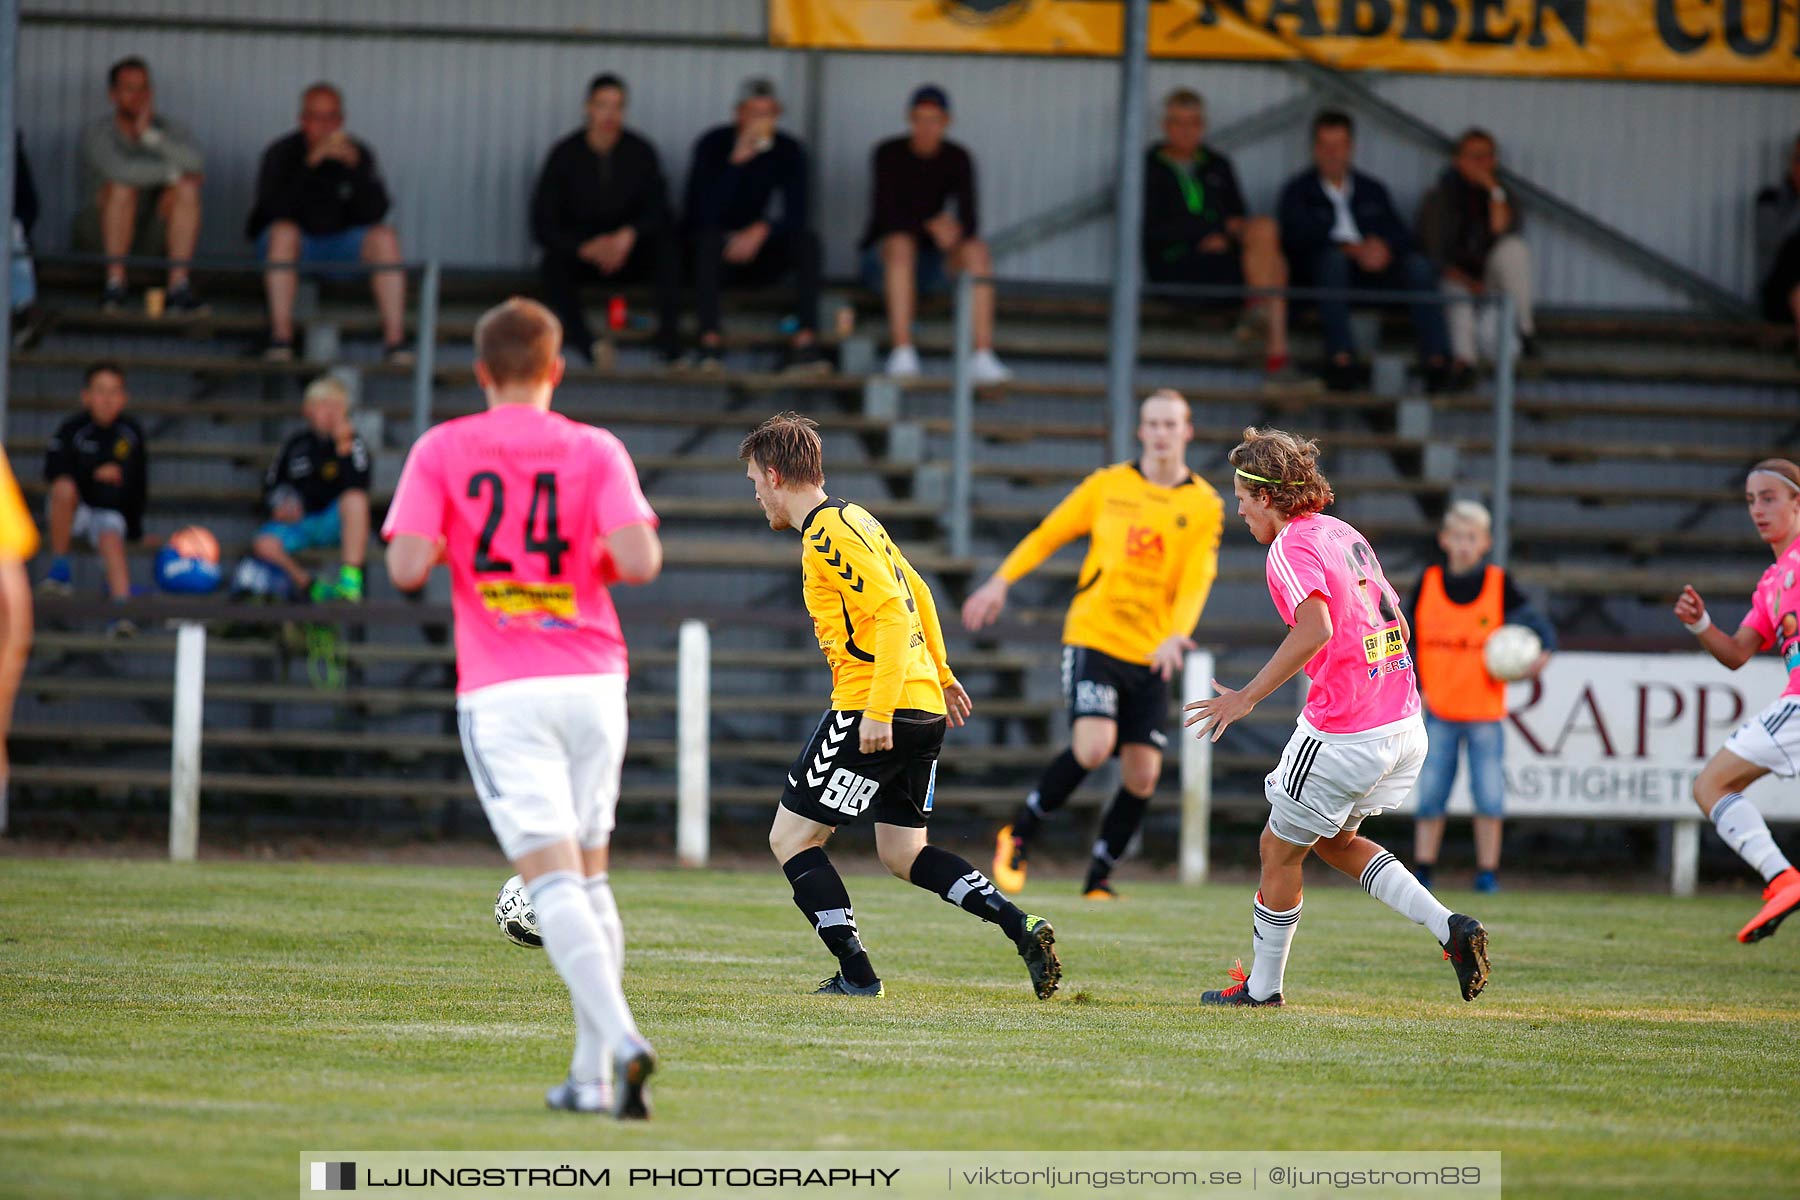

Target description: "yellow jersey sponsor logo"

left=1364, top=624, right=1406, bottom=664
left=478, top=580, right=578, bottom=621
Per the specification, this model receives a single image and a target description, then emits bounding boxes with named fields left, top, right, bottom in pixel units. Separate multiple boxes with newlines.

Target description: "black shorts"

left=1062, top=645, right=1170, bottom=751
left=779, top=709, right=945, bottom=828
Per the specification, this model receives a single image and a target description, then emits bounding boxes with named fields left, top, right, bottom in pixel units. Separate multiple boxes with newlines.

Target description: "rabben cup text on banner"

left=770, top=1, right=1800, bottom=86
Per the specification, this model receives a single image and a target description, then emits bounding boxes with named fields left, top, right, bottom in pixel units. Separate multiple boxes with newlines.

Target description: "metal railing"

left=946, top=272, right=1520, bottom=565
left=5, top=251, right=444, bottom=442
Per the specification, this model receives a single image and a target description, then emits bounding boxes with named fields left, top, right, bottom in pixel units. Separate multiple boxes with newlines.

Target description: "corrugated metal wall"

left=16, top=3, right=1795, bottom=310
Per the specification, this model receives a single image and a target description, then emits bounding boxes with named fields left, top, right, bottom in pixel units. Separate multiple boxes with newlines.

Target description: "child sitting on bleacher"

left=244, top=375, right=370, bottom=603
left=39, top=361, right=148, bottom=637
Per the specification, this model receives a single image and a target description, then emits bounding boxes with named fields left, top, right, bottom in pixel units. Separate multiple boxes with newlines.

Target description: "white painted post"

left=1670, top=820, right=1699, bottom=898
left=676, top=620, right=710, bottom=868
left=168, top=620, right=206, bottom=862
left=1179, top=649, right=1215, bottom=885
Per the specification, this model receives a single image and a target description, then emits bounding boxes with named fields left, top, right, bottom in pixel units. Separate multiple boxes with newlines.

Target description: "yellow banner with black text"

left=769, top=1, right=1799, bottom=85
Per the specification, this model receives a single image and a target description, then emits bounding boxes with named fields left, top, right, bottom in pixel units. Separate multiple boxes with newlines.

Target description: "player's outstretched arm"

left=964, top=474, right=1102, bottom=631
left=385, top=534, right=442, bottom=593
left=1675, top=585, right=1760, bottom=670
left=1184, top=595, right=1331, bottom=742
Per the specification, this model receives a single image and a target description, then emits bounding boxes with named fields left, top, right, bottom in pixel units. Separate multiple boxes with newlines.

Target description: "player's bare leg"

left=1694, top=750, right=1800, bottom=943
left=879, top=822, right=1060, bottom=999
left=515, top=838, right=653, bottom=1119
left=995, top=716, right=1114, bottom=894
left=1313, top=828, right=1489, bottom=1001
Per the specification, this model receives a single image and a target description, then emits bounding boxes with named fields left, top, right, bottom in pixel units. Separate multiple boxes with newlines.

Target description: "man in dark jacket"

left=1143, top=88, right=1302, bottom=389
left=247, top=83, right=409, bottom=363
left=1277, top=110, right=1451, bottom=391
left=532, top=73, right=681, bottom=367
left=1756, top=130, right=1800, bottom=362
left=683, top=78, right=825, bottom=373
left=41, top=362, right=147, bottom=610
left=1417, top=129, right=1535, bottom=371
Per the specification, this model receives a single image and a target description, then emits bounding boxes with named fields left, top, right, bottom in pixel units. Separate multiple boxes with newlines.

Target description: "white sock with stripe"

left=1361, top=851, right=1452, bottom=944
left=1711, top=793, right=1793, bottom=883
left=1245, top=892, right=1301, bottom=1001
left=566, top=873, right=626, bottom=1086
left=531, top=870, right=639, bottom=1086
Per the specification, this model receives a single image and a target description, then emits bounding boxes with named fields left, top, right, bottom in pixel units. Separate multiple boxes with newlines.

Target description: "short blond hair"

left=1442, top=500, right=1492, bottom=533
left=303, top=374, right=351, bottom=409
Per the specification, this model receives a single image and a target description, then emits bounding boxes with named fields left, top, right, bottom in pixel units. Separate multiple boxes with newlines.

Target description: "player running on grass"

left=384, top=298, right=660, bottom=1118
left=1674, top=457, right=1800, bottom=943
left=740, top=412, right=1061, bottom=999
left=965, top=389, right=1224, bottom=900
left=1183, top=427, right=1489, bottom=1007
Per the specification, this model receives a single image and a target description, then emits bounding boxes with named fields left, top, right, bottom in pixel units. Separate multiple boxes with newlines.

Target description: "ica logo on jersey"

left=1124, top=525, right=1166, bottom=565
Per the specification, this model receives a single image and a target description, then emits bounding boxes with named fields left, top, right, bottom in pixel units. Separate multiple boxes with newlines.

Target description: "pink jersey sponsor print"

left=382, top=405, right=658, bottom=693
left=1744, top=539, right=1800, bottom=698
left=1265, top=513, right=1421, bottom=738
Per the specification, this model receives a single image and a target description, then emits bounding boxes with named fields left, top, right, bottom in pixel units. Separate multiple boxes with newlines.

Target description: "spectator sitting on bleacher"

left=860, top=84, right=1009, bottom=385
left=11, top=130, right=43, bottom=351
left=76, top=57, right=206, bottom=315
left=251, top=376, right=370, bottom=603
left=246, top=83, right=411, bottom=364
left=39, top=362, right=147, bottom=634
left=1143, top=88, right=1305, bottom=390
left=1278, top=110, right=1451, bottom=393
left=1418, top=129, right=1536, bottom=375
left=531, top=72, right=681, bottom=367
left=1755, top=131, right=1800, bottom=364
left=683, top=78, right=827, bottom=375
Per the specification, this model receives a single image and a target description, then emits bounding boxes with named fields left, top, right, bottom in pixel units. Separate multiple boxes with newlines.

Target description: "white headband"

left=1749, top=469, right=1800, bottom=495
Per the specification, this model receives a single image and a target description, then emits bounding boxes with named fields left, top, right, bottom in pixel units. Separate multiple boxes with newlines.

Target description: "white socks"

left=1246, top=893, right=1301, bottom=1001
left=1712, top=793, right=1794, bottom=883
left=586, top=873, right=625, bottom=965
left=1362, top=851, right=1452, bottom=945
left=531, top=870, right=638, bottom=1087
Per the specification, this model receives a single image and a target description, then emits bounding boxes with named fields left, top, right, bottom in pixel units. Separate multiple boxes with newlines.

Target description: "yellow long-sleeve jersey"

left=997, top=462, right=1223, bottom=665
left=801, top=498, right=953, bottom=723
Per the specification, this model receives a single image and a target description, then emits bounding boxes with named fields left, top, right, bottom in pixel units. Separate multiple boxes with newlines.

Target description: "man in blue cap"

left=859, top=85, right=1010, bottom=385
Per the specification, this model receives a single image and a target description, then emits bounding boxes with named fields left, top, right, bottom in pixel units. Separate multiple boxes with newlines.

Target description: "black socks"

left=1084, top=785, right=1151, bottom=892
left=783, top=846, right=877, bottom=987
left=1013, top=748, right=1089, bottom=842
left=909, top=844, right=1028, bottom=942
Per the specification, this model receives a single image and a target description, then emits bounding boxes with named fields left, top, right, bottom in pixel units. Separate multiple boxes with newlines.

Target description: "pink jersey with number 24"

left=382, top=405, right=658, bottom=694
left=1265, top=512, right=1421, bottom=738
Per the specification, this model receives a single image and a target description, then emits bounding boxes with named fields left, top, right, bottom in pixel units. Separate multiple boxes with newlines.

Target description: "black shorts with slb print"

left=779, top=708, right=946, bottom=828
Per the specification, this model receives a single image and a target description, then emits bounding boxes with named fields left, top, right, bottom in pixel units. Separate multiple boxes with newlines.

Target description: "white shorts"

left=1723, top=696, right=1800, bottom=779
left=456, top=673, right=628, bottom=861
left=61, top=503, right=127, bottom=545
left=1264, top=717, right=1429, bottom=846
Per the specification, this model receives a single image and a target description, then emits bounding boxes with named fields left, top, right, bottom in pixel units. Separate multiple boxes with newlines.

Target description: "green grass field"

left=3, top=857, right=1797, bottom=1198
